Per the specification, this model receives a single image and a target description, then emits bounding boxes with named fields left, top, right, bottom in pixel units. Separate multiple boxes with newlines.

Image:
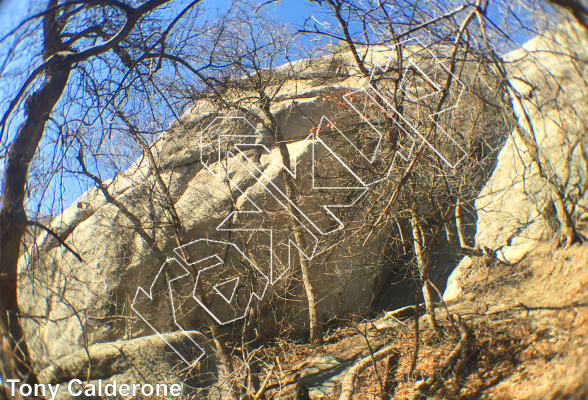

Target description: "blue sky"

left=0, top=0, right=319, bottom=42
left=0, top=0, right=536, bottom=215
left=0, top=0, right=320, bottom=210
left=0, top=0, right=29, bottom=37
left=246, top=0, right=319, bottom=25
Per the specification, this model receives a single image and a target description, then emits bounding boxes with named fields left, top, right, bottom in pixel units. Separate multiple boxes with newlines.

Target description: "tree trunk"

left=0, top=42, right=70, bottom=386
left=260, top=100, right=323, bottom=345
left=455, top=191, right=471, bottom=249
left=0, top=0, right=173, bottom=383
left=410, top=207, right=442, bottom=341
left=278, top=143, right=323, bottom=346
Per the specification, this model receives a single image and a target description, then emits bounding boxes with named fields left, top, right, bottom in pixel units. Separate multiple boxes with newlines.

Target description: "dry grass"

left=331, top=306, right=588, bottom=400
left=256, top=243, right=588, bottom=400
left=347, top=243, right=588, bottom=400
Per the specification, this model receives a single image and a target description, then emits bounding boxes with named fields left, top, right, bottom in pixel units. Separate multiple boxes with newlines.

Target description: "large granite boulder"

left=18, top=45, right=508, bottom=377
left=444, top=23, right=588, bottom=301
left=18, top=50, right=396, bottom=370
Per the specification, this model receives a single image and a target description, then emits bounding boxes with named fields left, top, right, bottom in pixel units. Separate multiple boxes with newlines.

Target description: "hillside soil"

left=253, top=242, right=588, bottom=399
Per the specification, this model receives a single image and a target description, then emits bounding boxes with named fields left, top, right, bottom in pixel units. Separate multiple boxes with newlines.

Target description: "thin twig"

left=27, top=220, right=84, bottom=262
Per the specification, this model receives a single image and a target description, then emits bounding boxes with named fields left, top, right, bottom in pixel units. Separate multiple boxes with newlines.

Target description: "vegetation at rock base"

left=259, top=243, right=588, bottom=399
left=0, top=0, right=587, bottom=399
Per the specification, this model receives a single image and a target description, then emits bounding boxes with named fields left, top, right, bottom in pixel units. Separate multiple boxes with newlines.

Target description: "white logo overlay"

left=131, top=37, right=466, bottom=367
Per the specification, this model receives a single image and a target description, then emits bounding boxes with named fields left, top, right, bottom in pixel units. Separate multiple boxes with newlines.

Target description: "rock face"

left=444, top=23, right=588, bottom=301
left=477, top=24, right=588, bottom=253
left=38, top=331, right=218, bottom=400
left=18, top=49, right=396, bottom=370
left=19, top=44, right=507, bottom=379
